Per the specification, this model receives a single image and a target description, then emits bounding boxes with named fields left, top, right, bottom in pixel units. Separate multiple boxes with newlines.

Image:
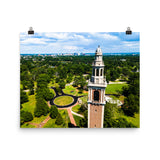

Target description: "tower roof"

left=95, top=45, right=102, bottom=55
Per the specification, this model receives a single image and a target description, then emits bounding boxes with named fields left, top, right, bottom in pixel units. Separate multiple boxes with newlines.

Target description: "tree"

left=122, top=94, right=139, bottom=117
left=122, top=72, right=139, bottom=117
left=80, top=104, right=87, bottom=113
left=20, top=110, right=33, bottom=125
left=20, top=89, right=28, bottom=104
left=58, top=79, right=66, bottom=89
left=36, top=88, right=54, bottom=101
left=79, top=110, right=88, bottom=128
left=55, top=113, right=63, bottom=125
left=103, top=103, right=117, bottom=128
left=113, top=117, right=136, bottom=128
left=34, top=98, right=49, bottom=117
left=28, top=80, right=34, bottom=95
left=73, top=76, right=79, bottom=87
left=50, top=105, right=58, bottom=119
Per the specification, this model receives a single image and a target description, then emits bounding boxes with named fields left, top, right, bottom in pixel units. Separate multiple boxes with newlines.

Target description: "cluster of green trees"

left=122, top=72, right=140, bottom=117
left=104, top=55, right=139, bottom=82
left=20, top=110, right=33, bottom=125
left=50, top=105, right=63, bottom=125
left=20, top=89, right=28, bottom=104
left=103, top=103, right=136, bottom=128
left=73, top=76, right=87, bottom=90
left=34, top=74, right=54, bottom=117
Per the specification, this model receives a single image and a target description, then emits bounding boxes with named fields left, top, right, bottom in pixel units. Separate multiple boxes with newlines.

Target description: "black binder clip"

left=126, top=27, right=132, bottom=35
left=28, top=27, right=34, bottom=35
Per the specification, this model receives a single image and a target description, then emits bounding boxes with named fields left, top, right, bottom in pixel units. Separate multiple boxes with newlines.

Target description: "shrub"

left=79, top=110, right=88, bottom=128
left=114, top=117, right=136, bottom=128
left=50, top=105, right=58, bottom=119
left=55, top=113, right=63, bottom=125
left=34, top=98, right=49, bottom=117
left=20, top=110, right=33, bottom=125
left=20, top=89, right=28, bottom=104
left=80, top=104, right=87, bottom=112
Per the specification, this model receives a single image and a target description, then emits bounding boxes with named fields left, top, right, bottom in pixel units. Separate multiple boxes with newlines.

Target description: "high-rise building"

left=87, top=46, right=107, bottom=128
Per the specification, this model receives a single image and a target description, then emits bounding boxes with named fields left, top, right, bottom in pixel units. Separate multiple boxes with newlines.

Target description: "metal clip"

left=28, top=27, right=34, bottom=35
left=126, top=27, right=132, bottom=35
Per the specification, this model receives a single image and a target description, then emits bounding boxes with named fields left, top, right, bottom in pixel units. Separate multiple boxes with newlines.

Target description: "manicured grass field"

left=54, top=96, right=73, bottom=106
left=43, top=109, right=69, bottom=128
left=72, top=104, right=81, bottom=113
left=21, top=123, right=36, bottom=128
left=63, top=85, right=77, bottom=95
left=105, top=84, right=128, bottom=95
left=30, top=115, right=48, bottom=124
left=122, top=113, right=140, bottom=128
left=21, top=95, right=36, bottom=115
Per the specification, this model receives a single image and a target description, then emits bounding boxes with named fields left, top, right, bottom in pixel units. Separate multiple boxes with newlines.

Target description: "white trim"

left=88, top=104, right=90, bottom=128
left=101, top=89, right=102, bottom=103
left=101, top=105, right=105, bottom=128
left=91, top=88, right=92, bottom=101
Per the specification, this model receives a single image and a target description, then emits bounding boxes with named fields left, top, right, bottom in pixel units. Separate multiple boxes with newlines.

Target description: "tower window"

left=93, top=68, right=95, bottom=76
left=95, top=109, right=97, bottom=112
left=100, top=69, right=103, bottom=76
left=94, top=91, right=99, bottom=101
left=96, top=68, right=99, bottom=76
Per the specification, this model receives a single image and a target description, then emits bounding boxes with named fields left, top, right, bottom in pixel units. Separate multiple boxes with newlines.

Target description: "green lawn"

left=30, top=115, right=48, bottom=124
left=21, top=123, right=36, bottom=128
left=122, top=113, right=140, bottom=128
left=63, top=85, right=77, bottom=95
left=43, top=109, right=69, bottom=128
left=105, top=84, right=128, bottom=95
left=54, top=96, right=73, bottom=106
left=21, top=95, right=36, bottom=115
left=80, top=96, right=88, bottom=104
left=49, top=88, right=56, bottom=96
left=72, top=104, right=81, bottom=113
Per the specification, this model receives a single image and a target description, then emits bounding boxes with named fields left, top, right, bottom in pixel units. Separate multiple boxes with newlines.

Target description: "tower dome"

left=95, top=45, right=102, bottom=55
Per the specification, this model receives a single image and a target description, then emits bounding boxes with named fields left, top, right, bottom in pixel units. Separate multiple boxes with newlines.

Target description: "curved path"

left=50, top=87, right=83, bottom=109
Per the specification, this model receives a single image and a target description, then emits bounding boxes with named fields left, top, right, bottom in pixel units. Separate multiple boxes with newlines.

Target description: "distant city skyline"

left=20, top=32, right=140, bottom=54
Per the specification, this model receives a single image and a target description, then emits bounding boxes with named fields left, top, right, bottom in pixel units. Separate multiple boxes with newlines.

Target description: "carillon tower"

left=88, top=46, right=107, bottom=128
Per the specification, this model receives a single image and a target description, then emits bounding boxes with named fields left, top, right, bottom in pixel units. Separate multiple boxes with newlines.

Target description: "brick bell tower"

left=88, top=46, right=107, bottom=128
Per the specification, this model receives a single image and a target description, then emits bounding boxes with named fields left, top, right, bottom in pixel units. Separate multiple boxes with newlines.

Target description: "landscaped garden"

left=54, top=96, right=74, bottom=106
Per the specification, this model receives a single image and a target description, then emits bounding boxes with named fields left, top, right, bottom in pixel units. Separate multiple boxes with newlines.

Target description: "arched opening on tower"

left=93, top=68, right=95, bottom=76
left=94, top=90, right=99, bottom=101
left=96, top=69, right=99, bottom=76
left=100, top=69, right=103, bottom=76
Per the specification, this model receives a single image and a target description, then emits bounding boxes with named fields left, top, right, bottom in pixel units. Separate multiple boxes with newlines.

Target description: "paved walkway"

left=37, top=116, right=51, bottom=128
left=109, top=81, right=127, bottom=84
left=67, top=108, right=76, bottom=126
left=71, top=110, right=84, bottom=118
left=28, top=115, right=51, bottom=128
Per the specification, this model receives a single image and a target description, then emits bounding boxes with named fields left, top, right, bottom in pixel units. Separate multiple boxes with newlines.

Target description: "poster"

left=20, top=32, right=140, bottom=128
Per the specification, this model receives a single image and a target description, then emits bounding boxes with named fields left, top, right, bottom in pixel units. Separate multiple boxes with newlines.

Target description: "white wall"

left=0, top=0, right=160, bottom=160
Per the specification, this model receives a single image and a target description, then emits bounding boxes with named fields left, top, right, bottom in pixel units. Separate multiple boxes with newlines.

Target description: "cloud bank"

left=20, top=32, right=140, bottom=54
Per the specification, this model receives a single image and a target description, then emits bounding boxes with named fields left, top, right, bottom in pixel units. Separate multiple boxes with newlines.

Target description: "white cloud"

left=89, top=32, right=119, bottom=40
left=45, top=32, right=73, bottom=40
left=21, top=37, right=47, bottom=45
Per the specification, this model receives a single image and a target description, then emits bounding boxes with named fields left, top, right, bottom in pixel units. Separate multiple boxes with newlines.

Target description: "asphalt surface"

left=50, top=87, right=83, bottom=108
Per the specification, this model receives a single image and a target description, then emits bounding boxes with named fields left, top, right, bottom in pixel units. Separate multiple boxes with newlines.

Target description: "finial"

left=98, top=45, right=100, bottom=48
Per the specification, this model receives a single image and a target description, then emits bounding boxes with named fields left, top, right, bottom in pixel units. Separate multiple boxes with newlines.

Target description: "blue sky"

left=20, top=32, right=140, bottom=54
